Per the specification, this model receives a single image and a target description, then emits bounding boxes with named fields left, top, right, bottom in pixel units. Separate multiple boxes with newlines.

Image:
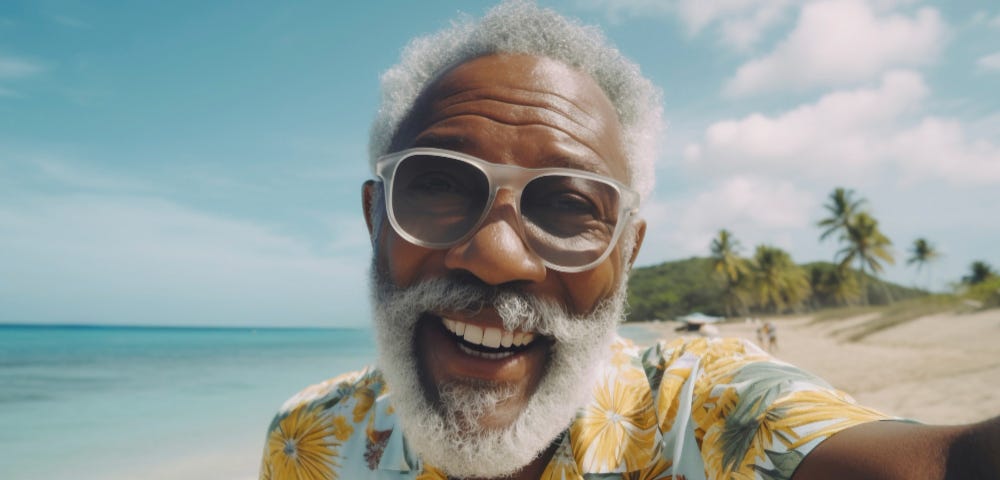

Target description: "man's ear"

left=362, top=180, right=378, bottom=243
left=627, top=219, right=646, bottom=271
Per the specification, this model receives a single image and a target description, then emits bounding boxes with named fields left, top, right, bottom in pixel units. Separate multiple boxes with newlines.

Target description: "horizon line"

left=0, top=322, right=370, bottom=331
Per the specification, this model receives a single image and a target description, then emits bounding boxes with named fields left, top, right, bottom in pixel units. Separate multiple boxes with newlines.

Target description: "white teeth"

left=482, top=328, right=502, bottom=348
left=463, top=324, right=483, bottom=344
left=441, top=317, right=535, bottom=350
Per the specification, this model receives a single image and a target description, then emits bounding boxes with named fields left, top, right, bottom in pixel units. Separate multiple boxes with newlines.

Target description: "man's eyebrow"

left=412, top=133, right=611, bottom=175
left=411, top=134, right=471, bottom=151
left=539, top=155, right=608, bottom=174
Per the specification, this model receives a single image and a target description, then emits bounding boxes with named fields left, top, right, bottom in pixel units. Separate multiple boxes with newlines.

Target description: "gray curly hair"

left=368, top=0, right=663, bottom=201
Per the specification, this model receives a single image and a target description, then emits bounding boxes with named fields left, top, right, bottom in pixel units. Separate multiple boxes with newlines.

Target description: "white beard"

left=370, top=267, right=625, bottom=478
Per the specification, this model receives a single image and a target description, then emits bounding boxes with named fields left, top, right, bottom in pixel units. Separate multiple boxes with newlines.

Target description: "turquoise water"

left=1, top=324, right=655, bottom=479
left=0, top=325, right=377, bottom=480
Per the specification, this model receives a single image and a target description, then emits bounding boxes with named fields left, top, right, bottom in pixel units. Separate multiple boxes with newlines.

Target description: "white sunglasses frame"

left=373, top=147, right=640, bottom=273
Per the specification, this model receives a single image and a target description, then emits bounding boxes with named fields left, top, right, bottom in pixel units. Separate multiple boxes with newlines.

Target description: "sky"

left=1, top=0, right=998, bottom=327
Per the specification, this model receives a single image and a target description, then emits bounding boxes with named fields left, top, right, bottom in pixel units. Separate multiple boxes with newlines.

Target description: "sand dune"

left=631, top=308, right=1000, bottom=425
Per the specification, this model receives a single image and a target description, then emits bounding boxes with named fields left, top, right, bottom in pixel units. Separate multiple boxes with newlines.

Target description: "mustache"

left=375, top=271, right=514, bottom=309
left=374, top=271, right=575, bottom=338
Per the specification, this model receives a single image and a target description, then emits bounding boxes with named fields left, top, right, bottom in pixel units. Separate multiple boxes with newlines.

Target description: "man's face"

left=363, top=53, right=645, bottom=476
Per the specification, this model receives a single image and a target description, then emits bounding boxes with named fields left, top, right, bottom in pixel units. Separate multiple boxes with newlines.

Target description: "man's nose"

left=443, top=189, right=547, bottom=285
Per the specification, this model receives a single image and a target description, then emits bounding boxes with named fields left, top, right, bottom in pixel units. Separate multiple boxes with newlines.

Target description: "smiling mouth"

left=440, top=317, right=538, bottom=360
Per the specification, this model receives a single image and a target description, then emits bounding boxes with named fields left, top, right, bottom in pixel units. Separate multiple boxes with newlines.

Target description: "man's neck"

left=455, top=441, right=558, bottom=480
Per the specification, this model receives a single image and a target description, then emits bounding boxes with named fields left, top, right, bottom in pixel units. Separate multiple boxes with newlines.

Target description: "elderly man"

left=260, top=3, right=999, bottom=479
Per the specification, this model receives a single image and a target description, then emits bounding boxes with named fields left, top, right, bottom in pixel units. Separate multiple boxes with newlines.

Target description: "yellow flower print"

left=655, top=367, right=691, bottom=433
left=541, top=435, right=584, bottom=480
left=279, top=371, right=360, bottom=412
left=609, top=337, right=639, bottom=370
left=266, top=405, right=341, bottom=480
left=332, top=415, right=353, bottom=442
left=691, top=383, right=740, bottom=436
left=415, top=465, right=448, bottom=480
left=573, top=372, right=657, bottom=472
left=623, top=447, right=672, bottom=480
left=259, top=454, right=272, bottom=480
left=352, top=385, right=376, bottom=423
left=769, top=390, right=887, bottom=450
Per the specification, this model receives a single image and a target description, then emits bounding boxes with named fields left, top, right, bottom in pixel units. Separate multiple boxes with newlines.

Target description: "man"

left=260, top=2, right=999, bottom=479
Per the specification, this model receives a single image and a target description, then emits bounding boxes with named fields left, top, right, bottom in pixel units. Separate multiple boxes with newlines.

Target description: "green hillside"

left=625, top=257, right=926, bottom=322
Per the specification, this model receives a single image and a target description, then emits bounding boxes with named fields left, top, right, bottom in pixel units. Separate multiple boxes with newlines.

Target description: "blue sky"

left=2, top=0, right=998, bottom=327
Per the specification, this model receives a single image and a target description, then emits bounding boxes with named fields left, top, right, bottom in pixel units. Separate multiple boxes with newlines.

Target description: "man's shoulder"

left=273, top=366, right=387, bottom=419
left=638, top=335, right=768, bottom=369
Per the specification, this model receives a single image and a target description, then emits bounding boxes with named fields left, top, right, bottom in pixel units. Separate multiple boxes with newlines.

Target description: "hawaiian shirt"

left=259, top=336, right=890, bottom=479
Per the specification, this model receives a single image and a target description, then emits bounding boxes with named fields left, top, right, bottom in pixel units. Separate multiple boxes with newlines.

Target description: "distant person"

left=755, top=317, right=766, bottom=346
left=259, top=3, right=1000, bottom=479
left=764, top=320, right=778, bottom=352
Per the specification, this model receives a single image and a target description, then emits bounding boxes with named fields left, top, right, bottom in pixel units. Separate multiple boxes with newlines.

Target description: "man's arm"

left=792, top=416, right=1000, bottom=480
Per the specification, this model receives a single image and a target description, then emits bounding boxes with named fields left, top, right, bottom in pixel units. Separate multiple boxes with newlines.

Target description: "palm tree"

left=963, top=261, right=997, bottom=285
left=809, top=264, right=861, bottom=307
left=817, top=187, right=866, bottom=242
left=709, top=230, right=750, bottom=317
left=837, top=212, right=895, bottom=304
left=906, top=238, right=939, bottom=290
left=750, top=245, right=811, bottom=313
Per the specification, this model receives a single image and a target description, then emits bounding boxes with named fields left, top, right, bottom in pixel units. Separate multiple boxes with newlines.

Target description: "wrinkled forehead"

left=388, top=54, right=629, bottom=183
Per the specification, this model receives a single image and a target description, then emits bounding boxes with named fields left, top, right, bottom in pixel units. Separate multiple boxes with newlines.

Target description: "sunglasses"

left=374, top=148, right=639, bottom=273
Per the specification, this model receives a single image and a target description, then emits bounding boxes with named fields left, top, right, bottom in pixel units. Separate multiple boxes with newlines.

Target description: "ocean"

left=0, top=325, right=377, bottom=480
left=0, top=324, right=654, bottom=480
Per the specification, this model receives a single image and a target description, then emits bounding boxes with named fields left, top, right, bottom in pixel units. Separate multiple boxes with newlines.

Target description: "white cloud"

left=0, top=54, right=45, bottom=98
left=890, top=118, right=1000, bottom=186
left=0, top=194, right=371, bottom=327
left=674, top=0, right=784, bottom=33
left=723, top=0, right=946, bottom=96
left=686, top=70, right=1000, bottom=187
left=639, top=176, right=814, bottom=259
left=0, top=54, right=44, bottom=78
left=574, top=0, right=672, bottom=23
left=715, top=1, right=791, bottom=51
left=0, top=153, right=372, bottom=327
left=690, top=70, right=928, bottom=180
left=978, top=52, right=1000, bottom=71
left=579, top=0, right=794, bottom=50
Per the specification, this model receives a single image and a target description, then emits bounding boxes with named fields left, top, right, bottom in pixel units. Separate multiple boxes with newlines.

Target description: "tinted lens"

left=520, top=175, right=620, bottom=268
left=390, top=154, right=490, bottom=245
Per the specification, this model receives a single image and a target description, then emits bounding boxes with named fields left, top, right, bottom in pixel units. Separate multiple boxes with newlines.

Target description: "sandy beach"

left=630, top=308, right=1000, bottom=425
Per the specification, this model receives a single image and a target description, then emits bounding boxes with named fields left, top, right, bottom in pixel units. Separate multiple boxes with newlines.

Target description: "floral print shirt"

left=260, top=336, right=889, bottom=480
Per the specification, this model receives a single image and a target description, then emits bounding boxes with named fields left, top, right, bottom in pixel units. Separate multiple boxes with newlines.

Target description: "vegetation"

left=625, top=258, right=923, bottom=322
left=709, top=229, right=750, bottom=317
left=805, top=261, right=861, bottom=307
left=817, top=187, right=866, bottom=242
left=624, top=186, right=993, bottom=322
left=627, top=257, right=724, bottom=322
left=750, top=245, right=811, bottom=313
left=907, top=238, right=940, bottom=289
left=963, top=261, right=997, bottom=286
left=961, top=261, right=1000, bottom=309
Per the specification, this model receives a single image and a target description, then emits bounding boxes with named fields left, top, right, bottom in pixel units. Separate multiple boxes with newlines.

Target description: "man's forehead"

left=410, top=132, right=614, bottom=175
left=389, top=53, right=629, bottom=182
